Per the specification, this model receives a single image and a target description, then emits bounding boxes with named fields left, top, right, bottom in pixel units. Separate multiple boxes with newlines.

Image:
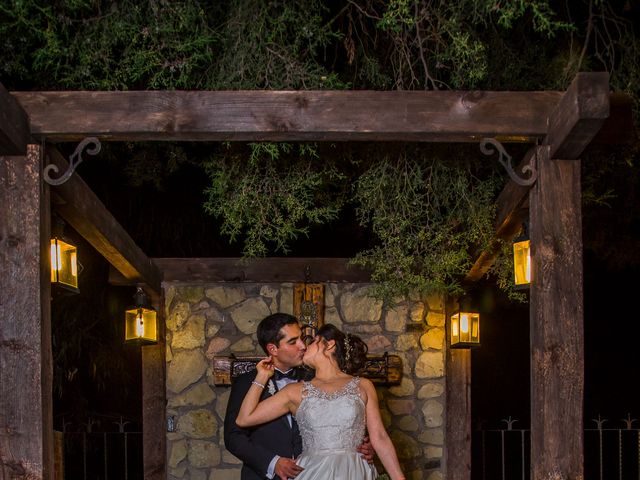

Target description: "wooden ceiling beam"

left=13, top=90, right=563, bottom=143
left=465, top=72, right=611, bottom=282
left=48, top=147, right=162, bottom=295
left=111, top=258, right=372, bottom=284
left=0, top=83, right=30, bottom=155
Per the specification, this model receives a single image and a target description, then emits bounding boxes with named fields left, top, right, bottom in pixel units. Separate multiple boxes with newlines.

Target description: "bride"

left=237, top=324, right=405, bottom=480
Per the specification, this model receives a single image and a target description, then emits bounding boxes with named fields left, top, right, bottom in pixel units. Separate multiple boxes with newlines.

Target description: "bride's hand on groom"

left=274, top=457, right=304, bottom=480
left=255, top=357, right=275, bottom=383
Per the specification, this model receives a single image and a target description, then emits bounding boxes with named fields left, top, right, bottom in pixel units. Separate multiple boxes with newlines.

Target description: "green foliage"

left=1, top=0, right=220, bottom=89
left=203, top=143, right=345, bottom=256
left=351, top=147, right=500, bottom=301
left=489, top=0, right=574, bottom=36
left=1, top=0, right=639, bottom=300
left=212, top=0, right=347, bottom=89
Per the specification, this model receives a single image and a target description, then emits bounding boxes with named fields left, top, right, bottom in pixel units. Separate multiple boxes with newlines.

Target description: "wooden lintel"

left=153, top=258, right=372, bottom=284
left=212, top=354, right=402, bottom=386
left=47, top=147, right=162, bottom=295
left=13, top=90, right=562, bottom=143
left=0, top=84, right=30, bottom=155
left=465, top=72, right=611, bottom=282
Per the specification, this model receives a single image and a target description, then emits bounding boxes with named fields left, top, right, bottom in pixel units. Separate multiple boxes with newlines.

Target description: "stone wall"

left=164, top=283, right=446, bottom=480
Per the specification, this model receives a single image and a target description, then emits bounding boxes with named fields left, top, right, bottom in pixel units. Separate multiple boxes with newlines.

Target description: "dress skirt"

left=295, top=448, right=378, bottom=480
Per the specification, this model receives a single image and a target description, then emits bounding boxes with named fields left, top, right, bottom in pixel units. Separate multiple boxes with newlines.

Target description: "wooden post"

left=445, top=299, right=472, bottom=479
left=142, top=293, right=166, bottom=480
left=529, top=145, right=584, bottom=479
left=0, top=145, right=54, bottom=479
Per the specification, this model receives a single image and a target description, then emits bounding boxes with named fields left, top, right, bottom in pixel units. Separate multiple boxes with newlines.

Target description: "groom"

left=224, top=313, right=309, bottom=480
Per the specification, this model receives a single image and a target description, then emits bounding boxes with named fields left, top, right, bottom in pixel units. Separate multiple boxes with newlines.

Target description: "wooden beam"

left=1, top=145, right=54, bottom=479
left=47, top=147, right=162, bottom=295
left=0, top=84, right=30, bottom=155
left=142, top=295, right=166, bottom=480
left=529, top=146, right=584, bottom=479
left=546, top=72, right=611, bottom=159
left=147, top=258, right=371, bottom=284
left=14, top=90, right=562, bottom=143
left=445, top=351, right=471, bottom=478
left=465, top=72, right=610, bottom=282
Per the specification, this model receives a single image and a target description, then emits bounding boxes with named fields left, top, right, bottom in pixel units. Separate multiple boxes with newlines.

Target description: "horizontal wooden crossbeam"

left=149, top=257, right=371, bottom=284
left=13, top=90, right=563, bottom=143
left=48, top=147, right=162, bottom=295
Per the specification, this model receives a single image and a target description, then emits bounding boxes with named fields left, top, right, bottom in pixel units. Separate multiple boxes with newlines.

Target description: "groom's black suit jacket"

left=224, top=369, right=306, bottom=480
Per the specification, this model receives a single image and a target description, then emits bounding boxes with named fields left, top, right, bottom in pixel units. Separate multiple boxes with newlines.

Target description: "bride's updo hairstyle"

left=317, top=324, right=368, bottom=375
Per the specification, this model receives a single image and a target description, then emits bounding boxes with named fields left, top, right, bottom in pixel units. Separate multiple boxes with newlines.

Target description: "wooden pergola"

left=0, top=72, right=630, bottom=479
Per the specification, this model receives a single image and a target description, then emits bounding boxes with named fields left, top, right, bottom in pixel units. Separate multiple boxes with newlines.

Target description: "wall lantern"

left=450, top=298, right=480, bottom=349
left=125, top=287, right=157, bottom=344
left=50, top=217, right=79, bottom=293
left=513, top=222, right=531, bottom=289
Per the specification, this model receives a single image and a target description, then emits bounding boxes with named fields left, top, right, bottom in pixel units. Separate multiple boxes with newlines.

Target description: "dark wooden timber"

left=546, top=72, right=611, bottom=158
left=529, top=146, right=584, bottom=479
left=47, top=147, right=162, bottom=295
left=445, top=298, right=472, bottom=480
left=211, top=354, right=402, bottom=386
left=465, top=72, right=610, bottom=282
left=1, top=145, right=54, bottom=480
left=14, top=90, right=562, bottom=142
left=151, top=258, right=371, bottom=284
left=142, top=293, right=166, bottom=480
left=0, top=84, right=30, bottom=155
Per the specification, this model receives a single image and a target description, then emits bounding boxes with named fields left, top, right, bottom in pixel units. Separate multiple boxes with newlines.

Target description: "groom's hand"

left=274, top=457, right=304, bottom=480
left=357, top=435, right=375, bottom=464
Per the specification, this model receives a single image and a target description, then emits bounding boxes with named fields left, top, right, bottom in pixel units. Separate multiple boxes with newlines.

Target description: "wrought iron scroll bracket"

left=480, top=138, right=537, bottom=186
left=44, top=137, right=102, bottom=186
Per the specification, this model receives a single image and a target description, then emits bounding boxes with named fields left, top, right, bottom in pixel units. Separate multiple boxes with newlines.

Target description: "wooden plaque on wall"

left=211, top=353, right=402, bottom=386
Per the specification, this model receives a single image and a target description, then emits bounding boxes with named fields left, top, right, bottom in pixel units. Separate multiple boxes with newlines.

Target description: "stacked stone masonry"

left=165, top=283, right=446, bottom=480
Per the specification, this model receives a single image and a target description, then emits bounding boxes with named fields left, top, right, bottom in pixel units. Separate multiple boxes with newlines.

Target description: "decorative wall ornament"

left=294, top=266, right=325, bottom=344
left=44, top=136, right=102, bottom=186
left=480, top=137, right=538, bottom=186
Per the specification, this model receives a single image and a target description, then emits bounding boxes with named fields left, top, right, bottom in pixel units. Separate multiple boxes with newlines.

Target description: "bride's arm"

left=361, top=378, right=406, bottom=480
left=236, top=358, right=299, bottom=428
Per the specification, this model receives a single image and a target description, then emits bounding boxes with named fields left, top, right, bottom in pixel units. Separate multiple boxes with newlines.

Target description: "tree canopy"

left=2, top=0, right=639, bottom=300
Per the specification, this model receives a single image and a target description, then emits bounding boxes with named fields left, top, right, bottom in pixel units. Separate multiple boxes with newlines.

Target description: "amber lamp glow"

left=50, top=237, right=79, bottom=293
left=513, top=223, right=531, bottom=289
left=125, top=287, right=157, bottom=344
left=450, top=300, right=480, bottom=349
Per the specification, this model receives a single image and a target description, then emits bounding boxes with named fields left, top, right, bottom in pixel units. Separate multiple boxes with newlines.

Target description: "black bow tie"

left=274, top=369, right=297, bottom=381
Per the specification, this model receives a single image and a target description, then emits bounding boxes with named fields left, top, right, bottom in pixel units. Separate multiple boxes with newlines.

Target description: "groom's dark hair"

left=257, top=313, right=299, bottom=354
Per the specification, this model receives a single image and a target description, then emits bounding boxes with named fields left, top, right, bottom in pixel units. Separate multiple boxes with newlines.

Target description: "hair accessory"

left=344, top=333, right=352, bottom=362
left=252, top=380, right=265, bottom=389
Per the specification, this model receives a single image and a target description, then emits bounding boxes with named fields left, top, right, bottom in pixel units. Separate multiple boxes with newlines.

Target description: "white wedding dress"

left=294, top=377, right=378, bottom=480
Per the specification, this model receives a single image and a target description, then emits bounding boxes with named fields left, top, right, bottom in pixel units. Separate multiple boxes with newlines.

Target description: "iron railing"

left=473, top=415, right=640, bottom=480
left=55, top=415, right=142, bottom=480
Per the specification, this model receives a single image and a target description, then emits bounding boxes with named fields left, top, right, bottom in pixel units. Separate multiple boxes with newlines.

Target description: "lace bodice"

left=295, top=377, right=366, bottom=452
